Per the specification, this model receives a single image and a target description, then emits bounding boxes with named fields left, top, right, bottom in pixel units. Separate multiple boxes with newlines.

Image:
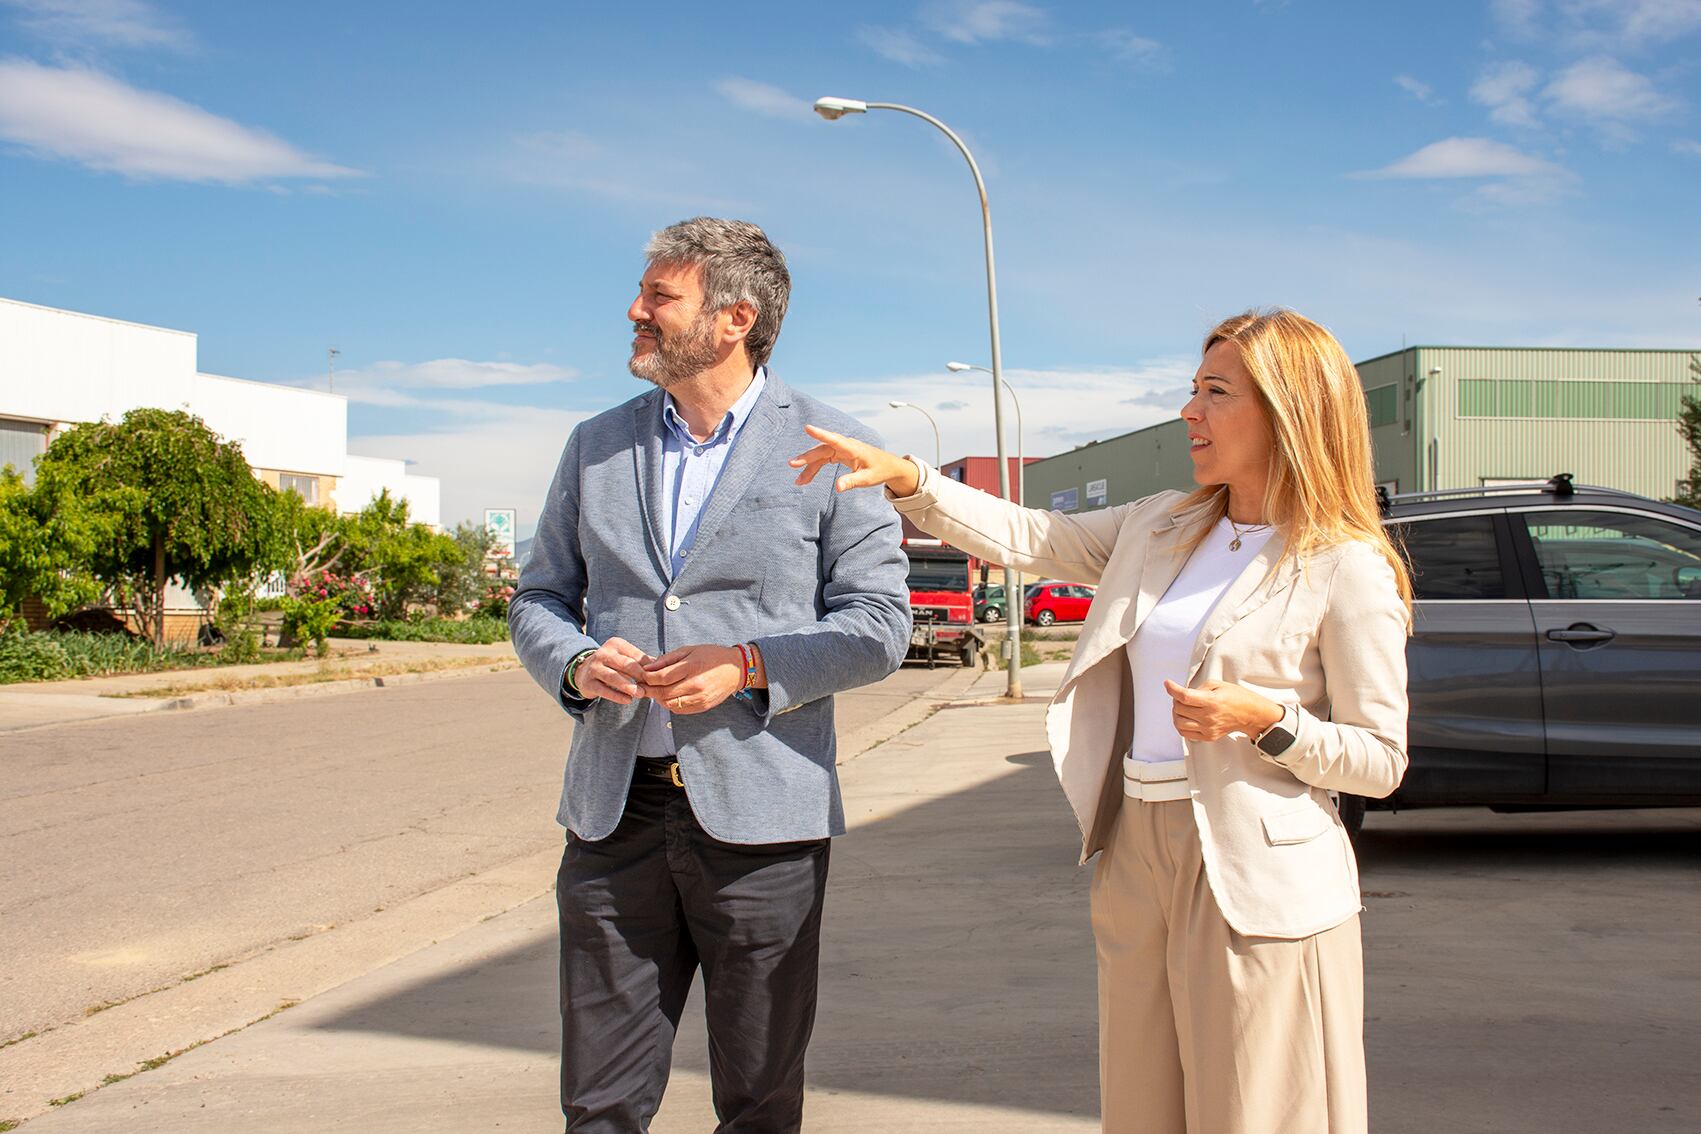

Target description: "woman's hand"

left=1163, top=679, right=1284, bottom=742
left=790, top=426, right=922, bottom=497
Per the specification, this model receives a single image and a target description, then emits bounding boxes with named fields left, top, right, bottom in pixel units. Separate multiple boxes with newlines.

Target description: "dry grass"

left=108, top=657, right=517, bottom=699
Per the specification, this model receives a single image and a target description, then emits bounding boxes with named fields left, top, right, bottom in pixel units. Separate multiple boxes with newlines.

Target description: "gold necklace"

left=1227, top=517, right=1269, bottom=552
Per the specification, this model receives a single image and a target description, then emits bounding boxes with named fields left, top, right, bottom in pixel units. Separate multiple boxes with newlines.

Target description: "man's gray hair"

left=645, top=218, right=790, bottom=368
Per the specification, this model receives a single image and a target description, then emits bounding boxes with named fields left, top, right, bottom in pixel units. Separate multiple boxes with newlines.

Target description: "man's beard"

left=629, top=312, right=719, bottom=388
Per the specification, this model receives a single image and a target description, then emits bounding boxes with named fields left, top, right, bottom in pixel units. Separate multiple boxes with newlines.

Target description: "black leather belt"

left=635, top=758, right=684, bottom=788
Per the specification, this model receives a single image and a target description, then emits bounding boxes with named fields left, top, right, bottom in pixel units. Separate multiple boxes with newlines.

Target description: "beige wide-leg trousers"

left=1090, top=797, right=1367, bottom=1134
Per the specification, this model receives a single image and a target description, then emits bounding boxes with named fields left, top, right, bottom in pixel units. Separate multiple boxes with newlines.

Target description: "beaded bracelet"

left=733, top=642, right=760, bottom=702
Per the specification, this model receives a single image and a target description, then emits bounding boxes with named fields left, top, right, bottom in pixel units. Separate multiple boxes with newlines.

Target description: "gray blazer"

left=510, top=373, right=912, bottom=844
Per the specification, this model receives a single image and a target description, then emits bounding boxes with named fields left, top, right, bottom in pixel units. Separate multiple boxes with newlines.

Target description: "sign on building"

left=485, top=508, right=517, bottom=559
left=1086, top=479, right=1108, bottom=507
left=1050, top=487, right=1079, bottom=512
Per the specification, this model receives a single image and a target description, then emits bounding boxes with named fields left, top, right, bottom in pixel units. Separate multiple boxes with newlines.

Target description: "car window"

left=1522, top=510, right=1701, bottom=600
left=1393, top=515, right=1506, bottom=600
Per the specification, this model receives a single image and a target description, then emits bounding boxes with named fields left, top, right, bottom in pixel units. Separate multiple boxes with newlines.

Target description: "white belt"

left=1122, top=757, right=1190, bottom=802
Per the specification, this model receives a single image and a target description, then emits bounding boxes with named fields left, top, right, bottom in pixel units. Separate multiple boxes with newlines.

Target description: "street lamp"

left=947, top=362, right=1026, bottom=631
left=816, top=94, right=1023, bottom=699
left=888, top=401, right=941, bottom=469
left=945, top=363, right=1023, bottom=506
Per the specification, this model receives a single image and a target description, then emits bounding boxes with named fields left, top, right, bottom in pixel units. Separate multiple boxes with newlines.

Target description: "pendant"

left=1229, top=535, right=1242, bottom=552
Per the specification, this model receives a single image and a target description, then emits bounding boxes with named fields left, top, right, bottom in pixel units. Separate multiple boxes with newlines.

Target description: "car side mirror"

left=1676, top=565, right=1701, bottom=598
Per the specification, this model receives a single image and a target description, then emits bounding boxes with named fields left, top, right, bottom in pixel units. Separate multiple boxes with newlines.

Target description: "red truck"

left=901, top=538, right=982, bottom=668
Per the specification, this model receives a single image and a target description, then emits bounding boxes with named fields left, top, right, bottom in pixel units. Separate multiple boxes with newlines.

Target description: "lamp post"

left=948, top=362, right=1025, bottom=629
left=816, top=95, right=1022, bottom=699
left=888, top=401, right=941, bottom=469
left=945, top=362, right=1023, bottom=505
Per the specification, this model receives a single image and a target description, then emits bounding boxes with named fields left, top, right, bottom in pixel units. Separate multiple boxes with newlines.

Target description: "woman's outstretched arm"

left=792, top=425, right=1146, bottom=586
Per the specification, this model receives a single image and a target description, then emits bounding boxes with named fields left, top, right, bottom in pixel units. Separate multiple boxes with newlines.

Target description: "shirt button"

left=664, top=594, right=681, bottom=611
left=694, top=447, right=706, bottom=456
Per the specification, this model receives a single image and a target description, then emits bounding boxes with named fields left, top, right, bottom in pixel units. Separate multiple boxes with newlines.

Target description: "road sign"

left=485, top=508, right=517, bottom=558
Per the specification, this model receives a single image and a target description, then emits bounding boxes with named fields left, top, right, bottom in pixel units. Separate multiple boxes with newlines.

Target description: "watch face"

left=1258, top=726, right=1297, bottom=756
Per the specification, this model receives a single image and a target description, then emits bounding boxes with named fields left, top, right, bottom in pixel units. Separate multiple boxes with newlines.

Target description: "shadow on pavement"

left=311, top=749, right=1100, bottom=1118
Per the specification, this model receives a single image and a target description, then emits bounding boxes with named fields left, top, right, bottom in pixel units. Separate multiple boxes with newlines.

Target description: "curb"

left=149, top=661, right=524, bottom=713
left=835, top=661, right=990, bottom=764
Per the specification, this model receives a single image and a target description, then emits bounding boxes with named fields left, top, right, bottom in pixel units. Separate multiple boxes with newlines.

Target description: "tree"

left=34, top=409, right=285, bottom=646
left=273, top=487, right=350, bottom=580
left=432, top=520, right=498, bottom=616
left=343, top=490, right=463, bottom=619
left=1673, top=354, right=1701, bottom=510
left=0, top=468, right=104, bottom=633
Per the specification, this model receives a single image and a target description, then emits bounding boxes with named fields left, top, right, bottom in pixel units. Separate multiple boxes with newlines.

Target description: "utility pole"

left=328, top=347, right=340, bottom=393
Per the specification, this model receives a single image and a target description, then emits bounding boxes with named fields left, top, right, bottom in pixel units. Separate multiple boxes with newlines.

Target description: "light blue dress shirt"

left=637, top=368, right=767, bottom=757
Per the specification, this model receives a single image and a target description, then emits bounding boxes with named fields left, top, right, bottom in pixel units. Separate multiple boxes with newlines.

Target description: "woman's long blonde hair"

left=1180, top=308, right=1413, bottom=612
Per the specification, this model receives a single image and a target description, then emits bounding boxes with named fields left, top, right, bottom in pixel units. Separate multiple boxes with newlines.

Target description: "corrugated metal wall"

left=1023, top=418, right=1194, bottom=514
left=1421, top=347, right=1696, bottom=499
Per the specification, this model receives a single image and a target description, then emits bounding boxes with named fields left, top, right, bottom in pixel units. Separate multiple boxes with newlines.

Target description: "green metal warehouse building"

left=1025, top=346, right=1699, bottom=512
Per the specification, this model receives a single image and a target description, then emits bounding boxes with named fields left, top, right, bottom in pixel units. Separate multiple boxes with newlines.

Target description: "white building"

left=0, top=296, right=440, bottom=526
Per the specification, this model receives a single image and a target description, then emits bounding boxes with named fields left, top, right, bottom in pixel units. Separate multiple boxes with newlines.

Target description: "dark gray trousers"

left=557, top=775, right=831, bottom=1134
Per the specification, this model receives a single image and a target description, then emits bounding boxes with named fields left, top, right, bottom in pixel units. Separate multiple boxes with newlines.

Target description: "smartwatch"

left=1253, top=703, right=1299, bottom=757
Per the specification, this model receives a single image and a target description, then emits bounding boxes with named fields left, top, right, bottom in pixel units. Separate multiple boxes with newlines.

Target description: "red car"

left=1025, top=582, right=1096, bottom=626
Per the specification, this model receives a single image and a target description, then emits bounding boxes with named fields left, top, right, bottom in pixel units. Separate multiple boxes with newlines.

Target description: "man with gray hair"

left=510, top=217, right=911, bottom=1133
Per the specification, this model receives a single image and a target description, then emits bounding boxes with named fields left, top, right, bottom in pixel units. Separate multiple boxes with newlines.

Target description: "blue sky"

left=2, top=0, right=1698, bottom=536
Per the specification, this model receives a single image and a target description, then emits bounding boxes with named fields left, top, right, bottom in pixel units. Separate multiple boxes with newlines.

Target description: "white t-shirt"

left=1125, top=517, right=1273, bottom=764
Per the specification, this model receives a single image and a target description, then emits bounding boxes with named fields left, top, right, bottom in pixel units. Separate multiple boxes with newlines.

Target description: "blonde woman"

left=792, top=309, right=1411, bottom=1133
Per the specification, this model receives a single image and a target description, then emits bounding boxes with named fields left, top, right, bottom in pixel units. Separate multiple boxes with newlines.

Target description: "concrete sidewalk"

left=14, top=662, right=1096, bottom=1133
left=0, top=638, right=519, bottom=732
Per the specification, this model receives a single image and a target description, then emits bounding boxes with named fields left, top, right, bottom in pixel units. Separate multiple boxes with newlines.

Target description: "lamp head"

left=888, top=400, right=910, bottom=409
left=945, top=361, right=973, bottom=373
left=814, top=96, right=868, bottom=121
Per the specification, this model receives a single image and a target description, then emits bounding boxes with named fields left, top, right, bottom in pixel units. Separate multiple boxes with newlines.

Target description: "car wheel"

left=960, top=642, right=979, bottom=667
left=1335, top=794, right=1366, bottom=845
left=1037, top=609, right=1056, bottom=626
left=982, top=606, right=1003, bottom=623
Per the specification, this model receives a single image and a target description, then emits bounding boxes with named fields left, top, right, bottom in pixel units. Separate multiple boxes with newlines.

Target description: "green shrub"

left=336, top=616, right=509, bottom=645
left=0, top=630, right=73, bottom=683
left=279, top=595, right=340, bottom=658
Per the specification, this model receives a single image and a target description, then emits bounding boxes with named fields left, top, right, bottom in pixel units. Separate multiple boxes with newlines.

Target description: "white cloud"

left=350, top=405, right=590, bottom=536
left=1673, top=138, right=1701, bottom=154
left=857, top=25, right=944, bottom=66
left=1542, top=55, right=1680, bottom=123
left=921, top=0, right=1049, bottom=45
left=1491, top=0, right=1546, bottom=39
left=505, top=129, right=748, bottom=213
left=1355, top=136, right=1563, bottom=178
left=0, top=59, right=360, bottom=183
left=1492, top=0, right=1701, bottom=49
left=1099, top=28, right=1164, bottom=66
left=324, top=359, right=578, bottom=396
left=1394, top=74, right=1438, bottom=104
left=1471, top=60, right=1543, bottom=126
left=2, top=0, right=188, bottom=51
left=714, top=77, right=808, bottom=121
left=820, top=361, right=1198, bottom=465
left=1557, top=0, right=1701, bottom=48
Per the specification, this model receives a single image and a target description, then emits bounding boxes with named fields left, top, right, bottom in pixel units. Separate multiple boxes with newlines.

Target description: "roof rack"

left=1385, top=473, right=1646, bottom=506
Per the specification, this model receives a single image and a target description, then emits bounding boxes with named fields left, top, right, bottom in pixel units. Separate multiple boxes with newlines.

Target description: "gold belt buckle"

left=668, top=761, right=684, bottom=788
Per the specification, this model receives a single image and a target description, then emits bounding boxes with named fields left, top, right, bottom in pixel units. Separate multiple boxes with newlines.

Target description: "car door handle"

left=1546, top=625, right=1616, bottom=643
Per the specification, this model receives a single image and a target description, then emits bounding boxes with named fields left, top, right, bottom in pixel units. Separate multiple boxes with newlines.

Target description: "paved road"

left=0, top=661, right=967, bottom=1047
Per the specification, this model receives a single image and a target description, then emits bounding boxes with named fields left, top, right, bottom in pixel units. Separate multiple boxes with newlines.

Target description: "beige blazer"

left=892, top=465, right=1409, bottom=939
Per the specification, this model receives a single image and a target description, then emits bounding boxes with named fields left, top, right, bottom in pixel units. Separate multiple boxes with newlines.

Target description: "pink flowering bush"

left=292, top=568, right=377, bottom=619
left=477, top=581, right=515, bottom=620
